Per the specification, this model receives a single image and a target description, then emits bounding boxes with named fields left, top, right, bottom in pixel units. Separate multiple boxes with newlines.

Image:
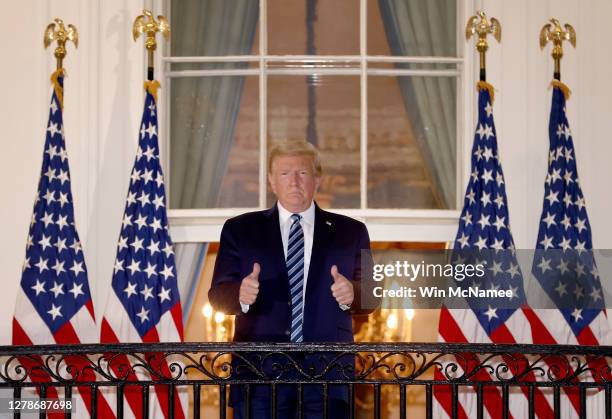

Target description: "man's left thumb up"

left=331, top=265, right=341, bottom=282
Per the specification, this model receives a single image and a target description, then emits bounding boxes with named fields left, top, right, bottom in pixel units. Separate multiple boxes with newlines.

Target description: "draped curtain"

left=378, top=0, right=457, bottom=209
left=170, top=0, right=258, bottom=320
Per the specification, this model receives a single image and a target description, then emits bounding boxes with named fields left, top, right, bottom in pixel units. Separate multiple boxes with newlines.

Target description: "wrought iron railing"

left=1, top=342, right=611, bottom=418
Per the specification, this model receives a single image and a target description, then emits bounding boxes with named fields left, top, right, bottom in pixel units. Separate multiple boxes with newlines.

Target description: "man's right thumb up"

left=251, top=262, right=261, bottom=281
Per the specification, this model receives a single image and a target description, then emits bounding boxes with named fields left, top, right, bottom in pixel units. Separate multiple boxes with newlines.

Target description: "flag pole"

left=540, top=18, right=576, bottom=81
left=44, top=18, right=78, bottom=72
left=465, top=11, right=501, bottom=82
left=133, top=10, right=170, bottom=81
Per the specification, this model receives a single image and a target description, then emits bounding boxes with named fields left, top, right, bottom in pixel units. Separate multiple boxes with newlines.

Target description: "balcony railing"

left=1, top=342, right=611, bottom=418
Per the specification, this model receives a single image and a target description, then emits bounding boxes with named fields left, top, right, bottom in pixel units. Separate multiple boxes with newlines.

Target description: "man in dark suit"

left=208, top=141, right=375, bottom=418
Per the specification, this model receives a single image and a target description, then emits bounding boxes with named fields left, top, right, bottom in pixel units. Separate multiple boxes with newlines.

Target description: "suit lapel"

left=305, top=204, right=332, bottom=299
left=263, top=205, right=286, bottom=276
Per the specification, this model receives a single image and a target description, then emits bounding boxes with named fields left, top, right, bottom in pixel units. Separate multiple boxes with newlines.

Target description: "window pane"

left=169, top=62, right=258, bottom=72
left=170, top=0, right=259, bottom=56
left=368, top=75, right=457, bottom=209
left=169, top=76, right=259, bottom=209
left=267, top=75, right=360, bottom=209
left=268, top=0, right=359, bottom=55
left=368, top=62, right=459, bottom=72
left=368, top=0, right=457, bottom=56
left=267, top=60, right=360, bottom=71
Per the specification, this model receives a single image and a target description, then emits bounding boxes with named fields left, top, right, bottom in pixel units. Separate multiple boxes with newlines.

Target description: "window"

left=163, top=0, right=469, bottom=243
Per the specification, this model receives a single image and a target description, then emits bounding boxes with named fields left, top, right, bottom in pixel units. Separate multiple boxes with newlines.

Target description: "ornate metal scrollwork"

left=1, top=343, right=611, bottom=387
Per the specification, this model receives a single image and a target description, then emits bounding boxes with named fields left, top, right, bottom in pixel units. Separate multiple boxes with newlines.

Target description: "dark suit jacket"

left=208, top=202, right=375, bottom=404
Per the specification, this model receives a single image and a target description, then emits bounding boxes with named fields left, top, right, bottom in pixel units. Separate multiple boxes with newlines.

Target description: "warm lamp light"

left=214, top=312, right=226, bottom=324
left=386, top=313, right=398, bottom=329
left=404, top=309, right=415, bottom=321
left=202, top=303, right=213, bottom=318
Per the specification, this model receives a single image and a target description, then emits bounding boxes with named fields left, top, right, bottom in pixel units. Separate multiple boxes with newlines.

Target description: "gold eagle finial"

left=466, top=11, right=501, bottom=45
left=133, top=10, right=170, bottom=80
left=540, top=18, right=576, bottom=79
left=44, top=18, right=78, bottom=70
left=540, top=18, right=576, bottom=50
left=466, top=11, right=501, bottom=81
left=133, top=10, right=170, bottom=52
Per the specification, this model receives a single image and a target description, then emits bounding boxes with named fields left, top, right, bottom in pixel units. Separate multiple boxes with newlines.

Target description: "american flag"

left=434, top=83, right=547, bottom=418
left=100, top=82, right=186, bottom=418
left=523, top=82, right=611, bottom=416
left=12, top=71, right=115, bottom=418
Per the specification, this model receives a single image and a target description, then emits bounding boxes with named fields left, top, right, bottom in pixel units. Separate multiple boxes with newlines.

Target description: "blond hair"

left=267, top=141, right=322, bottom=176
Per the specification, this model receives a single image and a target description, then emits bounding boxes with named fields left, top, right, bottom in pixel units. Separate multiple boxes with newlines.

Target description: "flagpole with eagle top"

left=133, top=10, right=170, bottom=82
left=43, top=19, right=78, bottom=109
left=44, top=18, right=78, bottom=72
left=540, top=18, right=576, bottom=82
left=465, top=11, right=500, bottom=104
left=465, top=11, right=500, bottom=83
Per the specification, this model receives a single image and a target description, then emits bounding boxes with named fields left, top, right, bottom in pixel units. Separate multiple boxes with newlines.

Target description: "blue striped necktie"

left=287, top=214, right=304, bottom=342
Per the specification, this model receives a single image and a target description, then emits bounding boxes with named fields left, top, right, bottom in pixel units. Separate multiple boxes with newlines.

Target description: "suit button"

left=285, top=329, right=290, bottom=336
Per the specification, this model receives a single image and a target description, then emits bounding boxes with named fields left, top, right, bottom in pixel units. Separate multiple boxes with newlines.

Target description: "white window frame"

left=156, top=0, right=478, bottom=243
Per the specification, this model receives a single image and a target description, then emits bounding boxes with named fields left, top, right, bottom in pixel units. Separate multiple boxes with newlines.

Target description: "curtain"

left=378, top=0, right=457, bottom=209
left=175, top=243, right=208, bottom=322
left=170, top=0, right=258, bottom=321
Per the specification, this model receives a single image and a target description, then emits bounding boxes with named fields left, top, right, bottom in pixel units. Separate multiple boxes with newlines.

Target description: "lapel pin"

left=326, top=221, right=332, bottom=226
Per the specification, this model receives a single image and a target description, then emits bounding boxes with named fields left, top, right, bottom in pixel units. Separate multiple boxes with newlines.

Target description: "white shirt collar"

left=277, top=201, right=315, bottom=226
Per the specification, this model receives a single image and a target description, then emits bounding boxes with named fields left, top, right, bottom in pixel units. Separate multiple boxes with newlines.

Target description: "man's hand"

left=239, top=263, right=260, bottom=305
left=330, top=265, right=354, bottom=306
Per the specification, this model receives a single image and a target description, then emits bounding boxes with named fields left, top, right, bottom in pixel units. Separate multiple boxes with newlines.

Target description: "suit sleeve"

left=208, top=220, right=243, bottom=315
left=349, top=223, right=379, bottom=315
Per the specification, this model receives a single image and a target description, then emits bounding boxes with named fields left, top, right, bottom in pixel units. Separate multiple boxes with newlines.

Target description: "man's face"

left=268, top=155, right=320, bottom=213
